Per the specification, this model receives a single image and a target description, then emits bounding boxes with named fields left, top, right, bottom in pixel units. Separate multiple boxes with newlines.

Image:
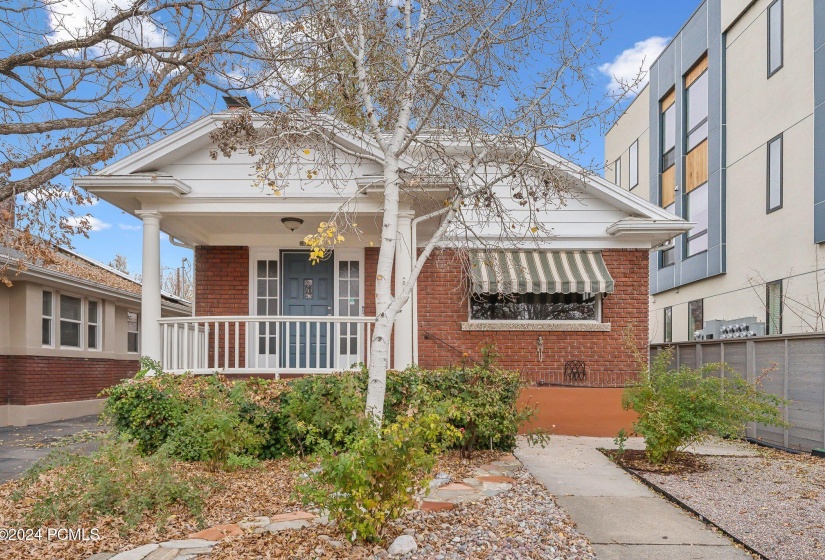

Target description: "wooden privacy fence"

left=651, top=333, right=825, bottom=453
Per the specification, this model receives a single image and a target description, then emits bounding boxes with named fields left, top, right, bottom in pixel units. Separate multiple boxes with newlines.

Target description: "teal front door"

left=281, top=252, right=334, bottom=369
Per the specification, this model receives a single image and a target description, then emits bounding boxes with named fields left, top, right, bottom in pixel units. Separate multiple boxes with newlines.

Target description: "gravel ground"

left=210, top=464, right=596, bottom=559
left=635, top=448, right=825, bottom=560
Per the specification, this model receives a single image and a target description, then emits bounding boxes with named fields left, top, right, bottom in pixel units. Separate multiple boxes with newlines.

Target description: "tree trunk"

left=365, top=161, right=401, bottom=425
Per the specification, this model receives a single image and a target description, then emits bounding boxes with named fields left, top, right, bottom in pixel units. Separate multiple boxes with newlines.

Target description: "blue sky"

left=67, top=0, right=700, bottom=273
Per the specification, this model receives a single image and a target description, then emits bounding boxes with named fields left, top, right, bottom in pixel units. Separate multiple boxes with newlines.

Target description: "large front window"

left=470, top=292, right=598, bottom=321
left=684, top=56, right=709, bottom=257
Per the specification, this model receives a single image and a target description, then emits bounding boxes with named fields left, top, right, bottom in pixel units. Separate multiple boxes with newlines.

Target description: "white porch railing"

left=158, top=315, right=374, bottom=375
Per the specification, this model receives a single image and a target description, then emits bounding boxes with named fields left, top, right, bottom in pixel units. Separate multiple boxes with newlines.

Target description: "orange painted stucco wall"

left=518, top=387, right=637, bottom=437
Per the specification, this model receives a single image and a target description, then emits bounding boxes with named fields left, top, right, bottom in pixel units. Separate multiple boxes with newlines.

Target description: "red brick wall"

left=414, top=249, right=649, bottom=387
left=0, top=356, right=139, bottom=405
left=195, top=246, right=249, bottom=364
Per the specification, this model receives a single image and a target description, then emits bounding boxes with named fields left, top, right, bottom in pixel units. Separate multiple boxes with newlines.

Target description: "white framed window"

left=87, top=300, right=100, bottom=350
left=59, top=294, right=83, bottom=348
left=629, top=140, right=639, bottom=189
left=614, top=157, right=622, bottom=187
left=767, top=134, right=783, bottom=213
left=768, top=0, right=783, bottom=77
left=42, top=290, right=54, bottom=346
left=127, top=311, right=139, bottom=353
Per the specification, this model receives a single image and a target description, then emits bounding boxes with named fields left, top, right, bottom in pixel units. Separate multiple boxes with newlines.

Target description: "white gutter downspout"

left=410, top=207, right=451, bottom=364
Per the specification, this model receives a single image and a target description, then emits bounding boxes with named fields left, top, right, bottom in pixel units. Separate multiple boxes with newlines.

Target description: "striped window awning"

left=469, top=250, right=615, bottom=295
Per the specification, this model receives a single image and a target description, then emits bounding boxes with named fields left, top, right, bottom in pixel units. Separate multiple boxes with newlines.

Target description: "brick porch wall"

left=0, top=356, right=139, bottom=405
left=414, top=248, right=649, bottom=386
left=195, top=246, right=249, bottom=365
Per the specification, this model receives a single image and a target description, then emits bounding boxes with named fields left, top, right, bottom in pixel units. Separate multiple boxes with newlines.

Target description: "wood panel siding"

left=686, top=139, right=708, bottom=192
left=660, top=89, right=676, bottom=111
left=661, top=166, right=676, bottom=207
left=685, top=55, right=709, bottom=88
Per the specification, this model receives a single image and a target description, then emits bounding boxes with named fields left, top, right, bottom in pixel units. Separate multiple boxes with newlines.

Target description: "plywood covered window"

left=660, top=89, right=676, bottom=208
left=684, top=55, right=709, bottom=257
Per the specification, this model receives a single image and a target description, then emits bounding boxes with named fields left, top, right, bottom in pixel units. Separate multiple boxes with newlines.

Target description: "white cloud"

left=46, top=0, right=168, bottom=55
left=64, top=215, right=112, bottom=232
left=599, top=36, right=671, bottom=97
left=119, top=223, right=141, bottom=231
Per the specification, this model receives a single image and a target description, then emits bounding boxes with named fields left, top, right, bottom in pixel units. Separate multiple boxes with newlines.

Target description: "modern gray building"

left=606, top=0, right=825, bottom=343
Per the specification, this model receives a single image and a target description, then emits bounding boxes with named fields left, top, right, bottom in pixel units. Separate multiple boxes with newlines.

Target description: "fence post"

left=784, top=339, right=789, bottom=448
left=746, top=339, right=756, bottom=439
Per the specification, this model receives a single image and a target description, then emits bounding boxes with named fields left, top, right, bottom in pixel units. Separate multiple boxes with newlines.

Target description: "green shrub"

left=224, top=454, right=262, bottom=471
left=622, top=349, right=787, bottom=464
left=104, top=371, right=289, bottom=466
left=297, top=404, right=460, bottom=543
left=17, top=439, right=205, bottom=531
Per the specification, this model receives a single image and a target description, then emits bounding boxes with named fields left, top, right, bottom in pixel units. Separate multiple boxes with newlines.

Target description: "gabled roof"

left=95, top=110, right=399, bottom=177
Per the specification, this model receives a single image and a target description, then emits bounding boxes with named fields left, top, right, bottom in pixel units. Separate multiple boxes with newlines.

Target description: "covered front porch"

left=131, top=207, right=419, bottom=377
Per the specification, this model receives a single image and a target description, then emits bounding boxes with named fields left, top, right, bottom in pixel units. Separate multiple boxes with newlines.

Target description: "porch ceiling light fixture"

left=281, top=217, right=304, bottom=232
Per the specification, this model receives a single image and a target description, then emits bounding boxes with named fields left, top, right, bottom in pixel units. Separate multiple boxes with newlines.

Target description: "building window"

left=59, top=295, right=82, bottom=348
left=664, top=307, right=673, bottom=343
left=766, top=280, right=782, bottom=335
left=686, top=66, right=708, bottom=152
left=688, top=299, right=703, bottom=341
left=470, top=292, right=599, bottom=321
left=255, top=259, right=278, bottom=359
left=42, top=291, right=53, bottom=346
left=767, top=134, right=783, bottom=212
left=660, top=90, right=676, bottom=212
left=614, top=157, right=622, bottom=187
left=768, top=0, right=783, bottom=76
left=686, top=182, right=709, bottom=256
left=87, top=300, right=100, bottom=350
left=662, top=101, right=676, bottom=171
left=127, top=311, right=139, bottom=353
left=629, top=140, right=639, bottom=189
left=338, top=260, right=361, bottom=356
left=660, top=203, right=677, bottom=268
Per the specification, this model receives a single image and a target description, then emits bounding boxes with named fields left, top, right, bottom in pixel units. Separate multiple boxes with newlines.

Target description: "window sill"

left=461, top=321, right=611, bottom=332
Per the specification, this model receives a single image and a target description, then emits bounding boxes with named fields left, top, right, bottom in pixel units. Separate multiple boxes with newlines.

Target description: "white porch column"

left=394, top=211, right=415, bottom=369
left=136, top=210, right=162, bottom=361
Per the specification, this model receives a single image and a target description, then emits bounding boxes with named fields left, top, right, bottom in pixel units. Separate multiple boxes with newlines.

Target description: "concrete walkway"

left=516, top=436, right=755, bottom=559
left=0, top=415, right=106, bottom=483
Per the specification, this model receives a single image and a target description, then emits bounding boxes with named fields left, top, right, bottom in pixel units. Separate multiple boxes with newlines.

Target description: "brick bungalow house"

left=0, top=227, right=190, bottom=426
left=76, top=110, right=690, bottom=434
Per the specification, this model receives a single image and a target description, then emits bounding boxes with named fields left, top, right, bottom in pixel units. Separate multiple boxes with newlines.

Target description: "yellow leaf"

left=303, top=149, right=311, bottom=155
left=530, top=226, right=538, bottom=233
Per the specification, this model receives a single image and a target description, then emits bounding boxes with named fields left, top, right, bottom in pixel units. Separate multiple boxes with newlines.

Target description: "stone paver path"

left=516, top=436, right=755, bottom=560
left=0, top=414, right=106, bottom=483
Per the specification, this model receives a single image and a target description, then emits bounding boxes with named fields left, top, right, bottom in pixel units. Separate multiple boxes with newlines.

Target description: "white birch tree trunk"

left=365, top=160, right=401, bottom=422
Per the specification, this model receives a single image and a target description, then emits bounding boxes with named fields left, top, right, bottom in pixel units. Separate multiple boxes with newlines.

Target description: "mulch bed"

left=0, top=450, right=595, bottom=560
left=615, top=444, right=825, bottom=560
left=602, top=448, right=710, bottom=474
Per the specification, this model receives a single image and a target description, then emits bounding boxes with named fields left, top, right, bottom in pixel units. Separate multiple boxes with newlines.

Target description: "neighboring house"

left=0, top=220, right=191, bottom=426
left=76, top=108, right=688, bottom=431
left=605, top=0, right=825, bottom=343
